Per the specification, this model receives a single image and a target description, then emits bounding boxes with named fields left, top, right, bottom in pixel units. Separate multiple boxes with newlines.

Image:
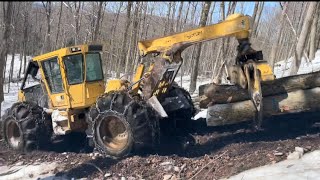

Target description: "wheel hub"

left=7, top=119, right=22, bottom=148
left=97, top=115, right=129, bottom=151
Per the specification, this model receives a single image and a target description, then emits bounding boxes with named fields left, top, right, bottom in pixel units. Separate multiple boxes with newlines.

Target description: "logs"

left=199, top=71, right=320, bottom=108
left=197, top=71, right=320, bottom=126
left=206, top=87, right=320, bottom=126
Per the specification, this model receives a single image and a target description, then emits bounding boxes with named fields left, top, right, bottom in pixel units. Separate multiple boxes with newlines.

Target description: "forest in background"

left=0, top=1, right=319, bottom=111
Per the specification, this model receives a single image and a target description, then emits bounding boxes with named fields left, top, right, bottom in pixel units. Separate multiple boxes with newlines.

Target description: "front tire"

left=90, top=91, right=160, bottom=158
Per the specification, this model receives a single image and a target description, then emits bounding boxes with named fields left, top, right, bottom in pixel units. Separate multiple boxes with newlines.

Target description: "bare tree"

left=66, top=1, right=84, bottom=45
left=290, top=2, right=318, bottom=75
left=93, top=2, right=104, bottom=42
left=189, top=2, right=211, bottom=93
left=252, top=2, right=264, bottom=37
left=175, top=1, right=184, bottom=32
left=125, top=2, right=139, bottom=75
left=269, top=5, right=286, bottom=69
left=41, top=1, right=52, bottom=53
left=117, top=2, right=132, bottom=77
left=55, top=2, right=63, bottom=49
left=309, top=4, right=319, bottom=61
left=0, top=1, right=13, bottom=113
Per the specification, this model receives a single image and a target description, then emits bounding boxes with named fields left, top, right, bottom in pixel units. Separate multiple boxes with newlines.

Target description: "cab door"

left=40, top=56, right=69, bottom=108
left=62, top=53, right=85, bottom=108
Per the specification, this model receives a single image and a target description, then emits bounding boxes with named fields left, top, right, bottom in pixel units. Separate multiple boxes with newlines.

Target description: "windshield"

left=86, top=53, right=103, bottom=81
left=63, top=54, right=84, bottom=85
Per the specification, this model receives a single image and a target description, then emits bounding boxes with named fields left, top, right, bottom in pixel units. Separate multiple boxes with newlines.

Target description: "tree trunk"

left=212, top=2, right=225, bottom=84
left=175, top=1, right=184, bottom=32
left=124, top=2, right=140, bottom=76
left=251, top=2, right=259, bottom=30
left=270, top=9, right=285, bottom=69
left=309, top=5, right=319, bottom=61
left=199, top=70, right=320, bottom=108
left=206, top=87, right=320, bottom=126
left=169, top=2, right=176, bottom=33
left=93, top=2, right=104, bottom=42
left=117, top=2, right=132, bottom=77
left=55, top=2, right=63, bottom=49
left=252, top=2, right=264, bottom=38
left=163, top=2, right=172, bottom=36
left=189, top=2, right=211, bottom=93
left=41, top=1, right=52, bottom=53
left=0, top=2, right=13, bottom=113
left=290, top=2, right=318, bottom=75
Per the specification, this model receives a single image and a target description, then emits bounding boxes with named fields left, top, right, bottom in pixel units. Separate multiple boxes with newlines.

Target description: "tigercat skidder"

left=1, top=13, right=274, bottom=158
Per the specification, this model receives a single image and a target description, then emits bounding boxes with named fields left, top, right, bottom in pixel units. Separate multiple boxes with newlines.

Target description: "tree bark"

left=124, top=2, right=139, bottom=75
left=117, top=2, right=132, bottom=77
left=55, top=2, right=63, bottom=49
left=163, top=2, right=172, bottom=36
left=270, top=9, right=285, bottom=69
left=175, top=1, right=184, bottom=32
left=290, top=2, right=318, bottom=75
left=93, top=2, right=104, bottom=43
left=189, top=2, right=211, bottom=93
left=309, top=4, right=319, bottom=61
left=251, top=2, right=259, bottom=28
left=41, top=1, right=52, bottom=53
left=0, top=1, right=13, bottom=113
left=199, top=70, right=320, bottom=108
left=206, top=87, right=320, bottom=126
left=212, top=2, right=226, bottom=84
left=252, top=2, right=264, bottom=38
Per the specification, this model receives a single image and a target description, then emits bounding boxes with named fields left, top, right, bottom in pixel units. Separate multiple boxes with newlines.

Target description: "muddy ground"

left=1, top=112, right=320, bottom=180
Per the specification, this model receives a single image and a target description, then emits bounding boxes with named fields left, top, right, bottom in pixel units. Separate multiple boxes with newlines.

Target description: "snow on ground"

left=0, top=162, right=66, bottom=180
left=174, top=74, right=212, bottom=96
left=1, top=54, right=35, bottom=116
left=274, top=49, right=320, bottom=78
left=225, top=150, right=320, bottom=180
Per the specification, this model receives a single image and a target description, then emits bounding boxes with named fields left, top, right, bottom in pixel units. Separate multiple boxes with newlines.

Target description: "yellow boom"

left=136, top=13, right=274, bottom=130
left=138, top=14, right=251, bottom=57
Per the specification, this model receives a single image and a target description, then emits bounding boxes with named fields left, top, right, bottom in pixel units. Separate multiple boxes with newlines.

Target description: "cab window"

left=86, top=53, right=103, bottom=82
left=41, top=57, right=64, bottom=93
left=63, top=54, right=84, bottom=85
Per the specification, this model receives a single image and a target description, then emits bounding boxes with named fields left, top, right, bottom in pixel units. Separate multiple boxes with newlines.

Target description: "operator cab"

left=19, top=45, right=105, bottom=109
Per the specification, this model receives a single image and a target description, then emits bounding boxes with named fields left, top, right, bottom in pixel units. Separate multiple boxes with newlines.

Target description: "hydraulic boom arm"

left=138, top=14, right=252, bottom=60
left=135, top=14, right=274, bottom=130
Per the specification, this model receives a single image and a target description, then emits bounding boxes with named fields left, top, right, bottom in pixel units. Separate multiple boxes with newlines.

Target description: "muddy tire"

left=160, top=83, right=196, bottom=135
left=1, top=102, right=52, bottom=152
left=90, top=91, right=160, bottom=158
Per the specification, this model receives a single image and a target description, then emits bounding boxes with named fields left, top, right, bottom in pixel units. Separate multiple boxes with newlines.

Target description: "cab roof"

left=32, top=44, right=102, bottom=62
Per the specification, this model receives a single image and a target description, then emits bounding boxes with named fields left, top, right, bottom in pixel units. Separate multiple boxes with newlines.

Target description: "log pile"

left=198, top=71, right=320, bottom=126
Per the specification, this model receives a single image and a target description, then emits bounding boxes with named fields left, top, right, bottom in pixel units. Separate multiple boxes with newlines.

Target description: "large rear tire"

left=160, top=83, right=196, bottom=134
left=89, top=91, right=160, bottom=158
left=1, top=102, right=52, bottom=152
left=159, top=83, right=196, bottom=149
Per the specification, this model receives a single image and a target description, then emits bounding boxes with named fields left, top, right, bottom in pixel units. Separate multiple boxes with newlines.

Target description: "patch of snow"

left=0, top=162, right=67, bottom=180
left=193, top=109, right=207, bottom=120
left=274, top=49, right=320, bottom=78
left=1, top=54, right=37, bottom=116
left=174, top=75, right=212, bottom=96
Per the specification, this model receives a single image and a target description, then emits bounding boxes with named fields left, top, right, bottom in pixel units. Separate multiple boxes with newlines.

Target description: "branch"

left=279, top=2, right=283, bottom=10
